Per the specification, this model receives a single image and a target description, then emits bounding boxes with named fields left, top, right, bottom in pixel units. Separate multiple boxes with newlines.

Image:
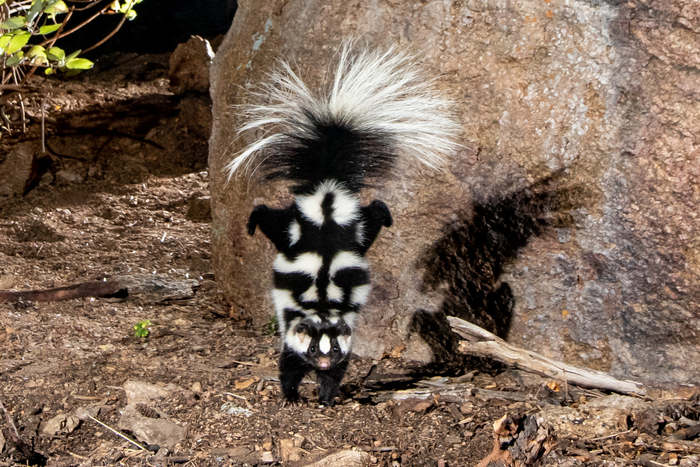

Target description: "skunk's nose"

left=317, top=356, right=331, bottom=370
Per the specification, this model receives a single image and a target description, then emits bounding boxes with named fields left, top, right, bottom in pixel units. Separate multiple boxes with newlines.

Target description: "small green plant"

left=133, top=319, right=151, bottom=338
left=263, top=315, right=278, bottom=336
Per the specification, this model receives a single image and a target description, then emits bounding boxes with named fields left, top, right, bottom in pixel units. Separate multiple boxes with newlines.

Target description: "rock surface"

left=169, top=35, right=215, bottom=95
left=208, top=0, right=699, bottom=384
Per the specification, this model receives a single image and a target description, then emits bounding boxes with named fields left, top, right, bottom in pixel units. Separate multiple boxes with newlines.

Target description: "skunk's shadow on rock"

left=410, top=171, right=591, bottom=375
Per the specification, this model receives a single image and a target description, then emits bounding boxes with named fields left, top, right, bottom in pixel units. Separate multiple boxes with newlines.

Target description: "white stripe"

left=296, top=180, right=360, bottom=227
left=344, top=312, right=358, bottom=328
left=273, top=252, right=323, bottom=277
left=327, top=283, right=343, bottom=301
left=329, top=251, right=367, bottom=277
left=350, top=284, right=371, bottom=306
left=288, top=221, right=301, bottom=246
left=300, top=284, right=318, bottom=302
left=355, top=221, right=365, bottom=245
left=286, top=322, right=311, bottom=353
left=319, top=335, right=331, bottom=354
left=271, top=288, right=299, bottom=336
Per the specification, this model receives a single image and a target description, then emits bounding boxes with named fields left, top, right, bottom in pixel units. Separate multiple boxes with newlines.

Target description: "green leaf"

left=65, top=49, right=81, bottom=61
left=27, top=45, right=45, bottom=57
left=65, top=57, right=93, bottom=70
left=110, top=1, right=120, bottom=12
left=47, top=46, right=65, bottom=61
left=6, top=32, right=31, bottom=55
left=44, top=67, right=55, bottom=75
left=126, top=9, right=137, bottom=20
left=45, top=0, right=68, bottom=19
left=0, top=16, right=27, bottom=31
left=0, top=35, right=10, bottom=52
left=39, top=24, right=61, bottom=35
left=6, top=52, right=24, bottom=67
left=27, top=0, right=46, bottom=25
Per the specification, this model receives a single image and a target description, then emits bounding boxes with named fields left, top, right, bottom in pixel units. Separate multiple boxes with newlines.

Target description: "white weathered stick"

left=447, top=316, right=647, bottom=396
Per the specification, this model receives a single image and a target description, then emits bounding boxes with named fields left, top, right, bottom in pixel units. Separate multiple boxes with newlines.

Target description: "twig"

left=587, top=428, right=634, bottom=442
left=448, top=316, right=647, bottom=397
left=0, top=397, right=20, bottom=441
left=87, top=415, right=147, bottom=451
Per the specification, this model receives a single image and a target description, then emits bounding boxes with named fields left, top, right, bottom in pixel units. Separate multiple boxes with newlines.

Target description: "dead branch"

left=448, top=316, right=647, bottom=397
left=0, top=274, right=199, bottom=303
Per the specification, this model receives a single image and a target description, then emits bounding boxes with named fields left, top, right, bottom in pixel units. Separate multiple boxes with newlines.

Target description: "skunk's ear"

left=359, top=199, right=393, bottom=254
left=247, top=205, right=295, bottom=252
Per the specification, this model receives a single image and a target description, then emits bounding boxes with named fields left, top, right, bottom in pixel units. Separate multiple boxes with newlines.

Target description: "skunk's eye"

left=309, top=345, right=316, bottom=353
left=332, top=345, right=340, bottom=353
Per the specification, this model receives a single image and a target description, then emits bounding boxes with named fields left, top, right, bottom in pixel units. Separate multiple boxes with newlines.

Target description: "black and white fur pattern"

left=279, top=315, right=352, bottom=405
left=227, top=43, right=460, bottom=405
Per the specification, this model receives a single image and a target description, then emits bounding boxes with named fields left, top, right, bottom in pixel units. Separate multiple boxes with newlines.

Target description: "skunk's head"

left=286, top=316, right=352, bottom=370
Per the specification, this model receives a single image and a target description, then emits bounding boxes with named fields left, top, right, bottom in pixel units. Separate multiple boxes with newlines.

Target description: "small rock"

left=260, top=451, right=274, bottom=463
left=304, top=449, right=370, bottom=467
left=41, top=413, right=80, bottom=437
left=118, top=405, right=186, bottom=450
left=169, top=35, right=215, bottom=94
left=55, top=168, right=85, bottom=184
left=186, top=195, right=212, bottom=222
left=74, top=405, right=100, bottom=421
left=123, top=380, right=175, bottom=405
left=191, top=381, right=202, bottom=393
left=0, top=429, right=5, bottom=453
left=280, top=438, right=304, bottom=462
left=0, top=142, right=37, bottom=197
left=220, top=402, right=253, bottom=417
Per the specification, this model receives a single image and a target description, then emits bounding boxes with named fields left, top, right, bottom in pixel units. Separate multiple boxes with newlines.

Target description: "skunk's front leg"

left=316, top=360, right=349, bottom=406
left=279, top=349, right=311, bottom=403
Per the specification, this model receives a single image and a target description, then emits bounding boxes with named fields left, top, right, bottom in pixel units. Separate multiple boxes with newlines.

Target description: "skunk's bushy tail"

left=225, top=42, right=461, bottom=193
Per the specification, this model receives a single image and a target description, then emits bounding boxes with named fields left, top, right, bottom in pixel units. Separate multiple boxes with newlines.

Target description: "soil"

left=1, top=52, right=699, bottom=466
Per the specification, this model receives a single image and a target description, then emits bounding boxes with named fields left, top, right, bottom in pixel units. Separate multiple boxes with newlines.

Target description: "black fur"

left=262, top=117, right=397, bottom=194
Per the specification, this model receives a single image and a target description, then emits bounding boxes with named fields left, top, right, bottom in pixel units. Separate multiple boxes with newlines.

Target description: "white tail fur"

left=225, top=41, right=461, bottom=181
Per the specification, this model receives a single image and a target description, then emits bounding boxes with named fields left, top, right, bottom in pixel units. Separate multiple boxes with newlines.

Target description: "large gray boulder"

left=209, top=0, right=699, bottom=385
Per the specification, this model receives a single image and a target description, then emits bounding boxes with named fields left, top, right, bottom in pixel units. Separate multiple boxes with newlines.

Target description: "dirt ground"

left=1, top=52, right=699, bottom=467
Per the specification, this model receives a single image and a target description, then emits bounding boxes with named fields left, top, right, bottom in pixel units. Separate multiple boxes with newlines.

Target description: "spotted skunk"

left=226, top=43, right=460, bottom=405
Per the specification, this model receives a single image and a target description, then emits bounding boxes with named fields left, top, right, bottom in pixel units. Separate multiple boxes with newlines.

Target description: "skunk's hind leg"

left=359, top=200, right=393, bottom=254
left=247, top=205, right=295, bottom=252
left=316, top=360, right=349, bottom=406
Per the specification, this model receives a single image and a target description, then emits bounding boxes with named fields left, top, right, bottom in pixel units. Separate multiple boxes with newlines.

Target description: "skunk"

left=226, top=43, right=460, bottom=405
left=280, top=314, right=352, bottom=405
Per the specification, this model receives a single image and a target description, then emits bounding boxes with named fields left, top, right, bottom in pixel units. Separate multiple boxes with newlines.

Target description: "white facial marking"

left=296, top=180, right=360, bottom=226
left=329, top=251, right=367, bottom=277
left=328, top=315, right=340, bottom=324
left=288, top=221, right=301, bottom=246
left=273, top=252, right=323, bottom=277
left=337, top=335, right=352, bottom=354
left=350, top=284, right=371, bottom=306
left=327, top=283, right=343, bottom=301
left=319, top=334, right=331, bottom=354
left=300, top=284, right=318, bottom=302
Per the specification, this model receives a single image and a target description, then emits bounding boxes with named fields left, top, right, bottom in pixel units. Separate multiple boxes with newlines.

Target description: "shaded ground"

left=1, top=52, right=699, bottom=466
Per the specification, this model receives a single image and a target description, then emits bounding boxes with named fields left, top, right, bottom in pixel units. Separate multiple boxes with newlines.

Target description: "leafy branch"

left=0, top=0, right=143, bottom=134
